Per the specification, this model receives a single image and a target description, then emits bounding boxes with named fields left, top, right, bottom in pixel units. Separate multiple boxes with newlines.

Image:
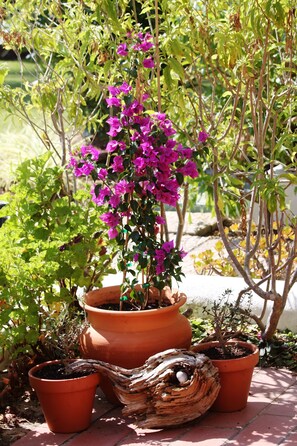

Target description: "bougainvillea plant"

left=68, top=31, right=200, bottom=309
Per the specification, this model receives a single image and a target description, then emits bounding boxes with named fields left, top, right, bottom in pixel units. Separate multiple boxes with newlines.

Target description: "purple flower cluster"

left=155, top=241, right=186, bottom=275
left=117, top=32, right=155, bottom=69
left=70, top=91, right=198, bottom=240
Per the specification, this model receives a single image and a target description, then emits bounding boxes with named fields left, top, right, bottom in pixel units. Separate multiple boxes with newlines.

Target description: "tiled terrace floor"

left=13, top=367, right=297, bottom=446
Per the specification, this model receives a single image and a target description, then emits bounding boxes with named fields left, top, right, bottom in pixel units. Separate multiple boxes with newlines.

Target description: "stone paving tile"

left=92, top=392, right=116, bottom=419
left=12, top=369, right=297, bottom=446
left=67, top=411, right=190, bottom=446
left=262, top=386, right=297, bottom=417
left=224, top=414, right=297, bottom=446
left=66, top=407, right=132, bottom=446
left=170, top=426, right=238, bottom=445
left=11, top=425, right=74, bottom=446
left=249, top=368, right=297, bottom=403
left=280, top=428, right=297, bottom=445
left=197, top=403, right=268, bottom=429
left=252, top=368, right=297, bottom=388
left=116, top=425, right=192, bottom=445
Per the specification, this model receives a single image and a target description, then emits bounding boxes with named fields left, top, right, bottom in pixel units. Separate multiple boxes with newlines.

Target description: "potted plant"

left=0, top=155, right=114, bottom=431
left=192, top=290, right=259, bottom=412
left=24, top=290, right=101, bottom=434
left=67, top=32, right=199, bottom=400
left=28, top=359, right=100, bottom=433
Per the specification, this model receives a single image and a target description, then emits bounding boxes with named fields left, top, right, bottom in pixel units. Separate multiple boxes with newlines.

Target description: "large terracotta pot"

left=28, top=360, right=100, bottom=433
left=192, top=341, right=259, bottom=412
left=79, top=285, right=192, bottom=402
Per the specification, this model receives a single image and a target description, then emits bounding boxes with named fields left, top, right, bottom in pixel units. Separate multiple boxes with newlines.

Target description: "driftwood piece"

left=67, top=349, right=220, bottom=428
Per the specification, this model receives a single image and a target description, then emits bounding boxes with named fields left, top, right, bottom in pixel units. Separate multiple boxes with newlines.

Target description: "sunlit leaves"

left=0, top=155, right=116, bottom=356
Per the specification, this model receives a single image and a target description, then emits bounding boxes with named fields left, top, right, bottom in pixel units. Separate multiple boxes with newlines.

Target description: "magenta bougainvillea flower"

left=198, top=131, right=210, bottom=143
left=116, top=43, right=128, bottom=56
left=68, top=31, right=207, bottom=305
left=143, top=57, right=155, bottom=68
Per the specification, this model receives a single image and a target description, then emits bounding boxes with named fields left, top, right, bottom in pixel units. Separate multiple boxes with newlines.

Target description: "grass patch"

left=0, top=112, right=47, bottom=188
left=0, top=111, right=64, bottom=189
left=2, top=60, right=37, bottom=88
left=0, top=60, right=48, bottom=189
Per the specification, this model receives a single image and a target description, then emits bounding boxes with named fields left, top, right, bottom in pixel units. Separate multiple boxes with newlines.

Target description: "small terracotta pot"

left=192, top=341, right=259, bottom=412
left=79, top=285, right=192, bottom=402
left=29, top=360, right=100, bottom=433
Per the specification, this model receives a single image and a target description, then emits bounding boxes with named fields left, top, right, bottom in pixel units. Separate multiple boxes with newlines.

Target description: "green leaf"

left=103, top=0, right=120, bottom=28
left=33, top=228, right=50, bottom=240
left=130, top=200, right=139, bottom=213
left=169, top=57, right=185, bottom=80
left=279, top=173, right=297, bottom=185
left=222, top=91, right=233, bottom=97
left=163, top=65, right=172, bottom=89
left=176, top=172, right=184, bottom=186
left=130, top=231, right=140, bottom=242
left=138, top=255, right=148, bottom=268
left=104, top=59, right=113, bottom=78
left=170, top=39, right=185, bottom=58
left=0, top=65, right=8, bottom=85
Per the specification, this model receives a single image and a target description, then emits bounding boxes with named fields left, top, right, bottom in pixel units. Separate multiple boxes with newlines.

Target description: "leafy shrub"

left=0, top=154, right=116, bottom=358
left=200, top=289, right=252, bottom=355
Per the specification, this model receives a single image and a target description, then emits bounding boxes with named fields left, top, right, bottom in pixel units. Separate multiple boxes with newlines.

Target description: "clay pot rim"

left=81, top=285, right=187, bottom=315
left=28, top=359, right=99, bottom=383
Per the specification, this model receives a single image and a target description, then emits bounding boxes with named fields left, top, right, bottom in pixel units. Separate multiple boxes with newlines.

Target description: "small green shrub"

left=190, top=314, right=297, bottom=372
left=199, top=289, right=253, bottom=355
left=0, top=154, right=116, bottom=358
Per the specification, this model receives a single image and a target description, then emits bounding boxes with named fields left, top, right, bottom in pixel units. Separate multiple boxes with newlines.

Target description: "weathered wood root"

left=67, top=349, right=220, bottom=428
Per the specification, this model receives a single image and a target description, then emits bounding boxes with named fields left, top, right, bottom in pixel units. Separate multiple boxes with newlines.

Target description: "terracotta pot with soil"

left=79, top=285, right=192, bottom=402
left=192, top=340, right=259, bottom=412
left=28, top=359, right=100, bottom=433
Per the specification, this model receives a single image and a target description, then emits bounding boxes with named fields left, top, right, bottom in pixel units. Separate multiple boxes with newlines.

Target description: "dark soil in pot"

left=33, top=362, right=93, bottom=380
left=97, top=300, right=172, bottom=311
left=202, top=343, right=253, bottom=360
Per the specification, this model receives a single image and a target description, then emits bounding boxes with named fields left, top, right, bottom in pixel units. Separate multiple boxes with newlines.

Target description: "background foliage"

left=0, top=0, right=296, bottom=207
left=0, top=0, right=296, bottom=355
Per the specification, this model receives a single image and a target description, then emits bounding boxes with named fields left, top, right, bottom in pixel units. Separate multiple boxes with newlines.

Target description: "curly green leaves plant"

left=0, top=154, right=116, bottom=357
